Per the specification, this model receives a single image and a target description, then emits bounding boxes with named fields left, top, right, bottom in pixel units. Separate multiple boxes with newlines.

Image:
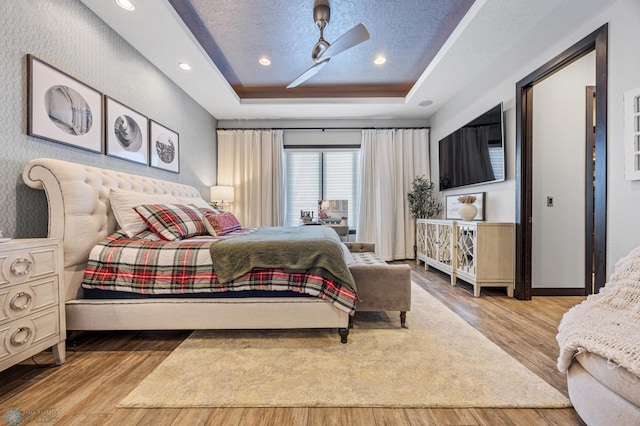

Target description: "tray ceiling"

left=168, top=0, right=474, bottom=99
left=79, top=0, right=608, bottom=120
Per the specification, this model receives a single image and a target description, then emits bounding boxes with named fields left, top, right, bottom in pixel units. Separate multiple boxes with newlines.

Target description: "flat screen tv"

left=438, top=103, right=505, bottom=191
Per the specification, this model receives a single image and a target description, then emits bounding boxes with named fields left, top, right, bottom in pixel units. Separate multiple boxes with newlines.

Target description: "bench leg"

left=339, top=328, right=349, bottom=344
left=400, top=311, right=407, bottom=328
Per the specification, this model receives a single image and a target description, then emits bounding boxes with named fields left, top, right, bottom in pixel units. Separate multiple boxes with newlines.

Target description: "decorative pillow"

left=134, top=203, right=208, bottom=241
left=202, top=211, right=218, bottom=236
left=198, top=207, right=226, bottom=236
left=110, top=189, right=178, bottom=238
left=202, top=211, right=241, bottom=236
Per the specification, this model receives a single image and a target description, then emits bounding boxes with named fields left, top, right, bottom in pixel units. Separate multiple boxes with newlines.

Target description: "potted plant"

left=407, top=175, right=441, bottom=219
left=407, top=175, right=442, bottom=259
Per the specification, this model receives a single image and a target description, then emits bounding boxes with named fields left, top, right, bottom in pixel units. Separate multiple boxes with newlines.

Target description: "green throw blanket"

left=209, top=226, right=356, bottom=293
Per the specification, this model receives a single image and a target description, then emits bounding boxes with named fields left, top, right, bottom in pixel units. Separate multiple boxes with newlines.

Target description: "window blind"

left=285, top=149, right=360, bottom=230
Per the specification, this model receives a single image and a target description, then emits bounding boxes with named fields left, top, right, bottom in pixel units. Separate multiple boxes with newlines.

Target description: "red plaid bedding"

left=82, top=230, right=357, bottom=313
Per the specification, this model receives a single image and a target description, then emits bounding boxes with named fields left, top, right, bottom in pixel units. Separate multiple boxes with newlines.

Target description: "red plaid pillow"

left=203, top=211, right=241, bottom=236
left=135, top=203, right=207, bottom=240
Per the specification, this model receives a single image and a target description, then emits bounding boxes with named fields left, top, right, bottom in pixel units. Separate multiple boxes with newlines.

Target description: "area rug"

left=119, top=284, right=571, bottom=408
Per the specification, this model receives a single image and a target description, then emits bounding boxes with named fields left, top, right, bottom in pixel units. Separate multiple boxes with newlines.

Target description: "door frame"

left=514, top=24, right=608, bottom=300
left=585, top=85, right=596, bottom=295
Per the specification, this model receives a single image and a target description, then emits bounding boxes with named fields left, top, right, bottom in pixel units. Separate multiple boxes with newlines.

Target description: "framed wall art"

left=624, top=86, right=640, bottom=180
left=445, top=192, right=485, bottom=221
left=149, top=120, right=180, bottom=173
left=27, top=54, right=103, bottom=153
left=105, top=96, right=148, bottom=165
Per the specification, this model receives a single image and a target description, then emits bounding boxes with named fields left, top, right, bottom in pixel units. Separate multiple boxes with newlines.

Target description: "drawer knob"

left=10, top=292, right=32, bottom=311
left=10, top=257, right=33, bottom=276
left=10, top=326, right=33, bottom=346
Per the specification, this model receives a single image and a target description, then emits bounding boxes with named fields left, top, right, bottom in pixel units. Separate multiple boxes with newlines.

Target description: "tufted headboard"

left=22, top=158, right=205, bottom=301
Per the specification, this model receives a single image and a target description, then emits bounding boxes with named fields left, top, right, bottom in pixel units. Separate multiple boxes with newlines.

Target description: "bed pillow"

left=175, top=196, right=211, bottom=209
left=199, top=207, right=226, bottom=236
left=110, top=189, right=178, bottom=238
left=135, top=203, right=208, bottom=241
left=202, top=211, right=241, bottom=236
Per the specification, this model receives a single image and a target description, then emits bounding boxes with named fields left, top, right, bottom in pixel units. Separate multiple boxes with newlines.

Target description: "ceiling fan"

left=287, top=1, right=370, bottom=89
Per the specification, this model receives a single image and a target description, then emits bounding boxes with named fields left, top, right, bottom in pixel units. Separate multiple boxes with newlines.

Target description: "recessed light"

left=178, top=62, right=192, bottom=71
left=374, top=56, right=386, bottom=65
left=258, top=57, right=271, bottom=66
left=419, top=100, right=434, bottom=107
left=115, top=0, right=135, bottom=11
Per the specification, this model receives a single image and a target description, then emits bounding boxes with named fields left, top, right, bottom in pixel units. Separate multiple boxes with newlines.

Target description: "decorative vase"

left=458, top=203, right=478, bottom=221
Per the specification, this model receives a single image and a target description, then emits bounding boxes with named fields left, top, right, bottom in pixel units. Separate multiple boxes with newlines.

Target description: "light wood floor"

left=0, top=263, right=586, bottom=425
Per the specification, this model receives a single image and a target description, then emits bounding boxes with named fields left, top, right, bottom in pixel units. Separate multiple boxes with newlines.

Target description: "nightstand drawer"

left=0, top=308, right=59, bottom=361
left=0, top=243, right=58, bottom=285
left=0, top=277, right=59, bottom=325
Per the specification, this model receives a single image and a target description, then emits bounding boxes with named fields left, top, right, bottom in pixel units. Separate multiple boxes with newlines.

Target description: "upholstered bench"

left=344, top=242, right=412, bottom=327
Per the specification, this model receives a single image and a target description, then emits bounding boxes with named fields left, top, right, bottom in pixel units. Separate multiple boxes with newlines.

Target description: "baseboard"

left=531, top=287, right=585, bottom=296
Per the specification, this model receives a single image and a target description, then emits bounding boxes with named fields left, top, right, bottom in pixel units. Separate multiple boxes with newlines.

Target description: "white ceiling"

left=79, top=0, right=591, bottom=120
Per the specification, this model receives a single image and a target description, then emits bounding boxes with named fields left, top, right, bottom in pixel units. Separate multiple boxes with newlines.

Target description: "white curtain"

left=356, top=128, right=430, bottom=260
left=216, top=129, right=285, bottom=228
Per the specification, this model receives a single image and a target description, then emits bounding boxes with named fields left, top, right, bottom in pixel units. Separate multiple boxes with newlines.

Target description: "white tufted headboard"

left=22, top=158, right=205, bottom=301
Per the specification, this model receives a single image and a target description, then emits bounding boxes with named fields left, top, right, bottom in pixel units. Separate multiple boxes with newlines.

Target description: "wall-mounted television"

left=438, top=103, right=505, bottom=191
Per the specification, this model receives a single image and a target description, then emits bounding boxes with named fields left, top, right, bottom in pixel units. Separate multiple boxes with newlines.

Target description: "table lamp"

left=210, top=185, right=234, bottom=209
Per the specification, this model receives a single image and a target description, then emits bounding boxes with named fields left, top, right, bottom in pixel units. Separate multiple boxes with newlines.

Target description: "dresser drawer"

left=0, top=277, right=59, bottom=325
left=0, top=243, right=59, bottom=285
left=0, top=308, right=59, bottom=362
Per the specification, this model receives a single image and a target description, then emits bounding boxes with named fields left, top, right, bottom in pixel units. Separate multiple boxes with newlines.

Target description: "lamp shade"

left=210, top=185, right=234, bottom=203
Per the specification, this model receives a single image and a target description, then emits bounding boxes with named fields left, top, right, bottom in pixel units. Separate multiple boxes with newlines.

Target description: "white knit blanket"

left=557, top=246, right=640, bottom=377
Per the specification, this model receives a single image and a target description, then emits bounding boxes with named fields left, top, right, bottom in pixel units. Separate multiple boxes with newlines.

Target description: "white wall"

left=283, top=129, right=362, bottom=147
left=217, top=118, right=429, bottom=129
left=604, top=0, right=640, bottom=270
left=429, top=0, right=640, bottom=277
left=531, top=52, right=595, bottom=288
left=430, top=104, right=516, bottom=223
left=218, top=118, right=428, bottom=150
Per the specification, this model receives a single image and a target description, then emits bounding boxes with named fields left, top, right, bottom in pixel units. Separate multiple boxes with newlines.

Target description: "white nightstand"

left=0, top=239, right=65, bottom=371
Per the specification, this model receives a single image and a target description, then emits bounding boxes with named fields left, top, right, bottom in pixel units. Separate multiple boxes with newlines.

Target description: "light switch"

left=547, top=196, right=554, bottom=207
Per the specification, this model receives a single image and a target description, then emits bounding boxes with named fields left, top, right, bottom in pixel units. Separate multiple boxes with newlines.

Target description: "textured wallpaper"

left=0, top=0, right=217, bottom=238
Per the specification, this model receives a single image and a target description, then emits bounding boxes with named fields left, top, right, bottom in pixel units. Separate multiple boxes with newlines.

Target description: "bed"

left=22, top=158, right=353, bottom=343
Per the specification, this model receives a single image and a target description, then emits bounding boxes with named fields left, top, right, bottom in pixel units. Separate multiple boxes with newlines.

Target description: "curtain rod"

left=284, top=144, right=361, bottom=149
left=217, top=127, right=430, bottom=131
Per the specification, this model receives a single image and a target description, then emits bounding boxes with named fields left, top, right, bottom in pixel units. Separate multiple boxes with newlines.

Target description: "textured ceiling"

left=168, top=0, right=474, bottom=98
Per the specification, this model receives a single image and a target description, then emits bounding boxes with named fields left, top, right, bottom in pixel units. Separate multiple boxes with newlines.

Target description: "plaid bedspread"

left=82, top=230, right=356, bottom=313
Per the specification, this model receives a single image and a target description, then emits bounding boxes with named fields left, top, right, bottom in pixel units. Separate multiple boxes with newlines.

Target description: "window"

left=488, top=142, right=504, bottom=180
left=284, top=149, right=360, bottom=230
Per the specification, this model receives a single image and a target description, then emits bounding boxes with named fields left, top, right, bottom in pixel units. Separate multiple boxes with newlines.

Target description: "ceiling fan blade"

left=286, top=58, right=331, bottom=89
left=320, top=23, right=370, bottom=60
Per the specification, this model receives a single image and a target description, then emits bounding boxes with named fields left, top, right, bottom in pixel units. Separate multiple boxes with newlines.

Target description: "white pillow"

left=175, top=196, right=211, bottom=209
left=109, top=189, right=177, bottom=237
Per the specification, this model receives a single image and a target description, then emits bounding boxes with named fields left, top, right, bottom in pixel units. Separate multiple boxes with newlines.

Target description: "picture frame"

left=27, top=54, right=103, bottom=153
left=623, top=86, right=640, bottom=180
left=149, top=120, right=180, bottom=173
left=105, top=96, right=148, bottom=165
left=445, top=192, right=485, bottom=221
